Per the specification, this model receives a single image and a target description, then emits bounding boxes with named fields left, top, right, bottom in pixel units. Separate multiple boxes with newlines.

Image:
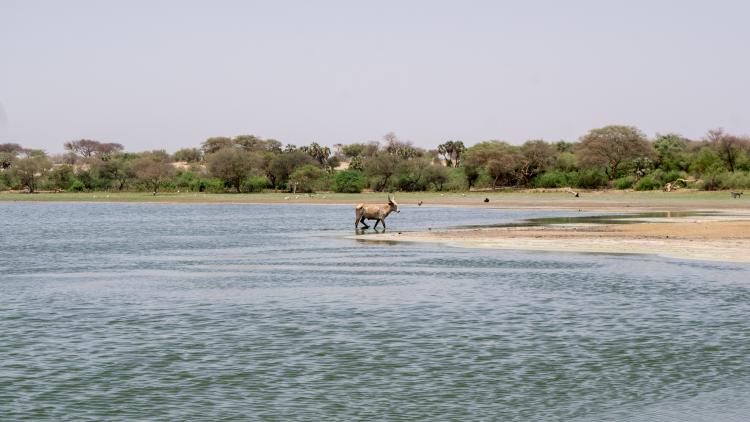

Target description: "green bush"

left=333, top=170, right=367, bottom=193
left=699, top=172, right=722, bottom=191
left=699, top=171, right=750, bottom=190
left=661, top=170, right=685, bottom=184
left=533, top=171, right=569, bottom=188
left=188, top=177, right=225, bottom=193
left=367, top=175, right=389, bottom=192
left=175, top=170, right=200, bottom=191
left=720, top=171, right=750, bottom=189
left=289, top=164, right=325, bottom=192
left=69, top=180, right=85, bottom=192
left=614, top=176, right=635, bottom=189
left=568, top=169, right=608, bottom=189
left=241, top=176, right=271, bottom=193
left=444, top=168, right=468, bottom=191
left=634, top=174, right=661, bottom=191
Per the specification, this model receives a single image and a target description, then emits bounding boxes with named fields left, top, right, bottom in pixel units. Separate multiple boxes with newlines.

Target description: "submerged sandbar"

left=361, top=213, right=750, bottom=263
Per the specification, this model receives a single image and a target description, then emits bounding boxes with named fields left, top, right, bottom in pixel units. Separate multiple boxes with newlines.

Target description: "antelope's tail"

left=355, top=203, right=364, bottom=210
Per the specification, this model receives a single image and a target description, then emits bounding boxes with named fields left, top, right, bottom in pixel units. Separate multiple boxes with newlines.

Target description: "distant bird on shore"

left=484, top=198, right=489, bottom=203
left=417, top=200, right=423, bottom=206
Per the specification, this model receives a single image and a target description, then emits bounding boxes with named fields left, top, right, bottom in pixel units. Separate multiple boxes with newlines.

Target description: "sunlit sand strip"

left=359, top=218, right=750, bottom=264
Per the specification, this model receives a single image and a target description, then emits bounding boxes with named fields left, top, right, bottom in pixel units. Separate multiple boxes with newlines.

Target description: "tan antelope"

left=355, top=194, right=399, bottom=229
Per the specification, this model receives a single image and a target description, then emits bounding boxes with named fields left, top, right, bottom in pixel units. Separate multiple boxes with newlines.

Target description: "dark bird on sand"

left=418, top=200, right=423, bottom=206
left=484, top=198, right=490, bottom=203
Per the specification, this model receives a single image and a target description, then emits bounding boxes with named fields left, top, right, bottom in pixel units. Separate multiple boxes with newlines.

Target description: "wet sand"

left=362, top=213, right=750, bottom=263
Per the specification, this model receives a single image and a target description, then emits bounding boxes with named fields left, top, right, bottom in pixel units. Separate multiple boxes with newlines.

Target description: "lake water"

left=1, top=203, right=749, bottom=421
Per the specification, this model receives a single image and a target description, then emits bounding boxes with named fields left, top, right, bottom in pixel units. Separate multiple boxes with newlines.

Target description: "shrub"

left=188, top=177, right=225, bottom=193
left=661, top=170, right=685, bottom=184
left=69, top=180, right=85, bottom=192
left=289, top=164, right=325, bottom=192
left=424, top=165, right=449, bottom=191
left=699, top=172, right=723, bottom=191
left=241, top=176, right=271, bottom=193
left=699, top=171, right=750, bottom=190
left=568, top=169, right=608, bottom=189
left=443, top=168, right=468, bottom=191
left=720, top=171, right=750, bottom=189
left=333, top=170, right=367, bottom=193
left=634, top=174, right=661, bottom=191
left=614, top=176, right=635, bottom=189
left=175, top=170, right=200, bottom=191
left=533, top=171, right=569, bottom=188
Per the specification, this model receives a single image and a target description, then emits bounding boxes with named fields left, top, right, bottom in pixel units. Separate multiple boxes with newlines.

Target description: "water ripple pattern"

left=1, top=203, right=748, bottom=421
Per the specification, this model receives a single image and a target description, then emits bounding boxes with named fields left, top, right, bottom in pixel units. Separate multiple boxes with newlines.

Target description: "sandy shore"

left=360, top=213, right=750, bottom=263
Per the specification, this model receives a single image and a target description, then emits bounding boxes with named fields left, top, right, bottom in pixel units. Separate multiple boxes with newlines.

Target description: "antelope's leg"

left=373, top=219, right=380, bottom=229
left=382, top=219, right=386, bottom=230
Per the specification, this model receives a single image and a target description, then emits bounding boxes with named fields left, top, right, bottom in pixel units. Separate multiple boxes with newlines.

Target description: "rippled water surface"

left=1, top=203, right=749, bottom=421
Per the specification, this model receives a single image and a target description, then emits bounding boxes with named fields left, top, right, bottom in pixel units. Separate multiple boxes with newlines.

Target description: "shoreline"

left=358, top=214, right=750, bottom=263
left=2, top=190, right=750, bottom=212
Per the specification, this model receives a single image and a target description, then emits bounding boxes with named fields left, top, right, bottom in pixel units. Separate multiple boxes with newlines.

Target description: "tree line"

left=2, top=126, right=750, bottom=194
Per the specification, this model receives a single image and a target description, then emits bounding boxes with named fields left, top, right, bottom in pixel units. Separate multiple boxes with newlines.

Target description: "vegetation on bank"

left=0, top=190, right=744, bottom=205
left=2, top=126, right=750, bottom=195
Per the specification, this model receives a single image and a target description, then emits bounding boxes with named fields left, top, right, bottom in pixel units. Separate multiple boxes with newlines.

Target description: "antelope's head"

left=388, top=194, right=400, bottom=213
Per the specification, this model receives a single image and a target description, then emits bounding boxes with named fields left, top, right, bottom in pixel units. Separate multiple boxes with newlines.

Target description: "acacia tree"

left=0, top=143, right=23, bottom=169
left=12, top=150, right=52, bottom=193
left=341, top=142, right=379, bottom=159
left=288, top=164, right=324, bottom=193
left=463, top=141, right=520, bottom=188
left=201, top=137, right=234, bottom=154
left=576, top=125, right=653, bottom=180
left=234, top=135, right=282, bottom=153
left=173, top=148, right=203, bottom=163
left=207, top=148, right=262, bottom=192
left=93, top=154, right=133, bottom=190
left=706, top=128, right=750, bottom=172
left=653, top=133, right=688, bottom=171
left=131, top=154, right=174, bottom=195
left=267, top=150, right=316, bottom=188
left=364, top=152, right=398, bottom=191
left=518, top=140, right=555, bottom=185
left=64, top=139, right=123, bottom=159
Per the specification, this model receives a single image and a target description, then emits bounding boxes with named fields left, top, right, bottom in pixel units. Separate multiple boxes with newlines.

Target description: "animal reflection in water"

left=355, top=194, right=399, bottom=231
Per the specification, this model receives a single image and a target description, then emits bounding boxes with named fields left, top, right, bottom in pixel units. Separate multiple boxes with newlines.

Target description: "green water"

left=1, top=203, right=748, bottom=421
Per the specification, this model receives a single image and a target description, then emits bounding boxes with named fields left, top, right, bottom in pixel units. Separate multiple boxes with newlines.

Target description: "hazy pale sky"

left=2, top=0, right=749, bottom=153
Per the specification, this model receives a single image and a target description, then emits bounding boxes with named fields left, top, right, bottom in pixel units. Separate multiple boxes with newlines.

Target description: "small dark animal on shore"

left=484, top=198, right=489, bottom=203
left=730, top=191, right=743, bottom=199
left=418, top=200, right=423, bottom=206
left=567, top=190, right=579, bottom=198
